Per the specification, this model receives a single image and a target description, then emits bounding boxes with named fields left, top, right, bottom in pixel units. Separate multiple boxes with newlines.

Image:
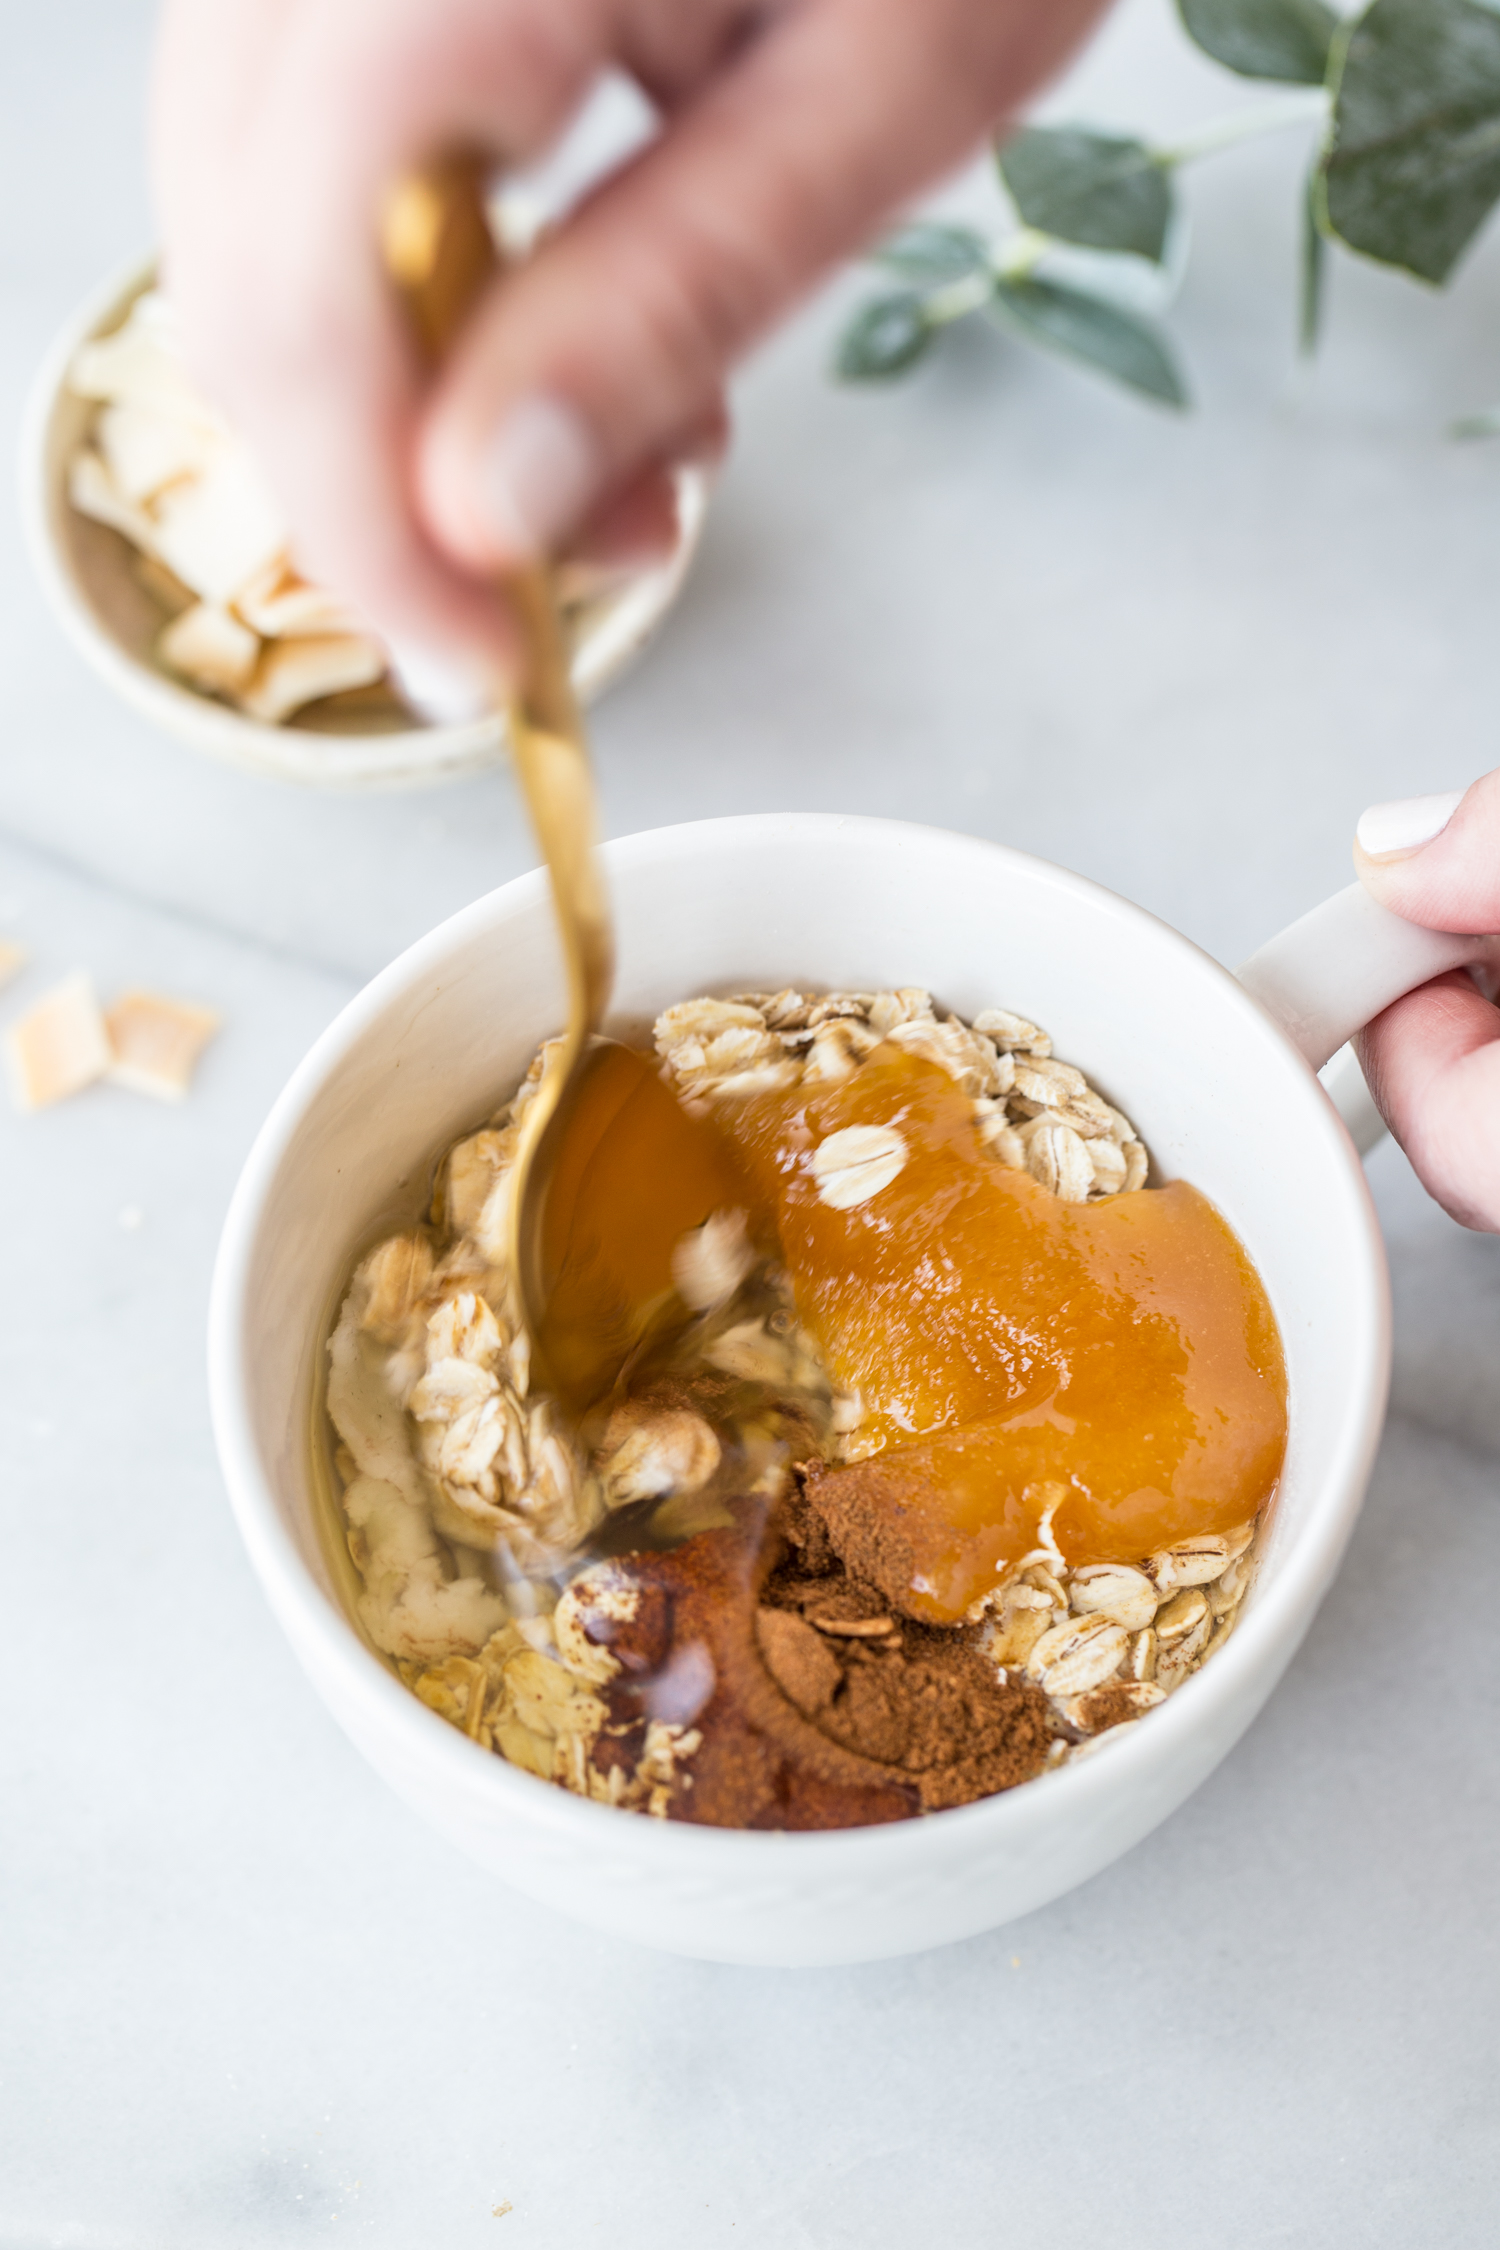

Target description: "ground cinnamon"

left=583, top=1472, right=1053, bottom=1829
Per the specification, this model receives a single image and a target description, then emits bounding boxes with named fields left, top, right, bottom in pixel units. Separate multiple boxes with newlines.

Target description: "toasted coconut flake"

left=158, top=601, right=260, bottom=696
left=149, top=446, right=287, bottom=607
left=105, top=989, right=220, bottom=1101
left=6, top=972, right=112, bottom=1111
left=68, top=449, right=158, bottom=549
left=234, top=559, right=368, bottom=639
left=238, top=632, right=386, bottom=723
left=95, top=397, right=226, bottom=505
left=133, top=550, right=197, bottom=616
left=67, top=293, right=211, bottom=421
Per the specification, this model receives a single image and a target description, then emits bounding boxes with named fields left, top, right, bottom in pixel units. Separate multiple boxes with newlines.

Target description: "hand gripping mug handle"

left=1237, top=883, right=1500, bottom=1155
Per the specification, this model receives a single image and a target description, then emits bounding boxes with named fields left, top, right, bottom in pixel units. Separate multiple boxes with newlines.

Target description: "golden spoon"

left=381, top=157, right=615, bottom=1380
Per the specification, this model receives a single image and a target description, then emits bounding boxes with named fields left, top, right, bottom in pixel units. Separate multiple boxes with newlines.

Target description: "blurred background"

left=4, top=1, right=1499, bottom=2242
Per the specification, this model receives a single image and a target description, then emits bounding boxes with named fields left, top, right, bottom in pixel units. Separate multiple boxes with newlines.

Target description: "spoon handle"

left=382, top=156, right=614, bottom=1339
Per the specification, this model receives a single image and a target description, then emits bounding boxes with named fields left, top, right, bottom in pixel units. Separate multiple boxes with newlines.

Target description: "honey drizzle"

left=543, top=1044, right=1289, bottom=1625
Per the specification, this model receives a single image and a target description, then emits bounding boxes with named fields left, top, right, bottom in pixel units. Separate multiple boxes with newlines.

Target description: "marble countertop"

left=5, top=3, right=1499, bottom=2242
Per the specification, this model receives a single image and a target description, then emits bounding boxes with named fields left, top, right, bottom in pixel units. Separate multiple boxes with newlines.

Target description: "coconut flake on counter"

left=5, top=972, right=111, bottom=1110
left=105, top=991, right=220, bottom=1101
left=5, top=970, right=221, bottom=1112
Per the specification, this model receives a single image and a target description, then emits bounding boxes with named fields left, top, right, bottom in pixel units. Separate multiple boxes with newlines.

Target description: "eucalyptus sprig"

left=836, top=0, right=1500, bottom=428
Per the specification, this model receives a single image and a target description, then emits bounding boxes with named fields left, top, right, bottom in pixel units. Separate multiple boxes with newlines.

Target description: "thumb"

left=416, top=0, right=1107, bottom=570
left=1353, top=768, right=1500, bottom=932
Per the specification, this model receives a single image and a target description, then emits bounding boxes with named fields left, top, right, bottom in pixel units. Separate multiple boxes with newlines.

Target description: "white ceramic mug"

left=208, top=815, right=1496, bottom=1965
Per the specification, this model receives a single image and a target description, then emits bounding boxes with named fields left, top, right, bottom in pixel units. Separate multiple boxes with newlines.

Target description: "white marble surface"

left=4, top=2, right=1500, bottom=2242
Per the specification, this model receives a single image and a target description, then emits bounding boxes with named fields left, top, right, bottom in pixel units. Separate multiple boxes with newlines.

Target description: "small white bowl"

left=20, top=258, right=709, bottom=793
left=208, top=813, right=1485, bottom=1966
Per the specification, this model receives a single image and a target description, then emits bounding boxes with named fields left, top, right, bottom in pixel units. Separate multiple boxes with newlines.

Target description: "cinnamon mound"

left=584, top=1476, right=1053, bottom=1830
left=793, top=1456, right=926, bottom=1616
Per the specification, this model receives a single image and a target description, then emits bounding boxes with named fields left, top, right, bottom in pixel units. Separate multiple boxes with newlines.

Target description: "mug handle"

left=1237, top=882, right=1500, bottom=1154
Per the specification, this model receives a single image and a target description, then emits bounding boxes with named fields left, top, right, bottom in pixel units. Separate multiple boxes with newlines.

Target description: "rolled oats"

left=972, top=1007, right=1051, bottom=1057
left=1069, top=1562, right=1158, bottom=1633
left=804, top=1018, right=882, bottom=1083
left=1025, top=1119, right=1094, bottom=1204
left=1068, top=1719, right=1142, bottom=1762
left=1087, top=1140, right=1129, bottom=1196
left=866, top=988, right=932, bottom=1036
left=757, top=989, right=813, bottom=1031
left=326, top=983, right=1268, bottom=1820
left=988, top=1585, right=1057, bottom=1667
left=671, top=1208, right=755, bottom=1311
left=409, top=1357, right=499, bottom=1424
left=1061, top=1680, right=1166, bottom=1733
left=1210, top=1604, right=1245, bottom=1654
left=553, top=1564, right=638, bottom=1685
left=1154, top=1586, right=1211, bottom=1645
left=1148, top=1521, right=1255, bottom=1592
left=1024, top=1615, right=1130, bottom=1697
left=595, top=1402, right=721, bottom=1507
left=1012, top=1056, right=1089, bottom=1110
left=1128, top=1626, right=1158, bottom=1682
left=884, top=1014, right=1002, bottom=1098
left=1210, top=1552, right=1253, bottom=1615
left=810, top=1123, right=909, bottom=1210
left=1155, top=1611, right=1214, bottom=1693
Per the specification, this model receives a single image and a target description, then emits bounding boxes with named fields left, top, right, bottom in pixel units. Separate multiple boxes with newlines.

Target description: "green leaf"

left=1323, top=0, right=1500, bottom=285
left=1451, top=403, right=1500, bottom=438
left=997, top=127, right=1174, bottom=262
left=870, top=222, right=989, bottom=287
left=1177, top=0, right=1338, bottom=84
left=834, top=294, right=933, bottom=381
left=1300, top=166, right=1327, bottom=354
left=991, top=278, right=1189, bottom=407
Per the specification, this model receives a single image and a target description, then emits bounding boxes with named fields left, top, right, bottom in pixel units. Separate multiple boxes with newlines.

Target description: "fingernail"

left=1355, top=789, right=1465, bottom=860
left=481, top=394, right=600, bottom=561
left=387, top=640, right=493, bottom=727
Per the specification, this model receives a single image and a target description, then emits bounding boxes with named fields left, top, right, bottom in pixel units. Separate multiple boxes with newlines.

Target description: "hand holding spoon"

left=382, top=161, right=745, bottom=1413
left=382, top=157, right=615, bottom=1390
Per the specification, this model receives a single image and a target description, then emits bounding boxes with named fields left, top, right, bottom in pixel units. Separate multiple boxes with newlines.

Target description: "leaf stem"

left=923, top=231, right=1048, bottom=324
left=1157, top=89, right=1328, bottom=169
left=921, top=271, right=995, bottom=326
left=994, top=228, right=1051, bottom=283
